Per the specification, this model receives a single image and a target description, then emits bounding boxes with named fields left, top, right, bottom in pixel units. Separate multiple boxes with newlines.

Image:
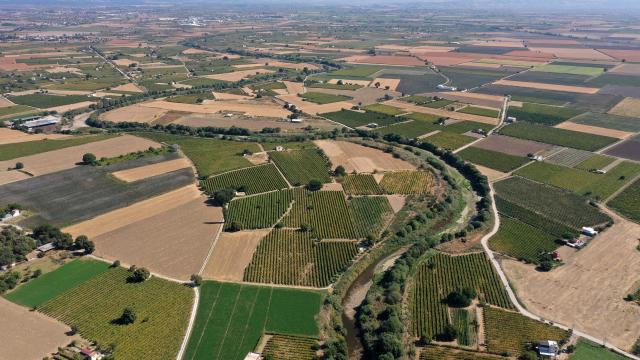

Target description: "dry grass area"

left=0, top=170, right=31, bottom=185
left=44, top=101, right=96, bottom=113
left=204, top=68, right=274, bottom=82
left=0, top=128, right=68, bottom=145
left=0, top=96, right=15, bottom=108
left=111, top=157, right=191, bottom=182
left=282, top=81, right=305, bottom=95
left=212, top=91, right=252, bottom=100
left=384, top=99, right=499, bottom=125
left=278, top=93, right=353, bottom=115
left=328, top=79, right=371, bottom=87
left=554, top=121, right=635, bottom=139
left=339, top=55, right=426, bottom=66
left=0, top=134, right=159, bottom=178
left=371, top=78, right=401, bottom=91
left=527, top=47, right=615, bottom=61
left=0, top=297, right=75, bottom=360
left=598, top=49, right=640, bottom=62
left=111, top=83, right=144, bottom=93
left=475, top=164, right=508, bottom=181
left=140, top=99, right=290, bottom=118
left=202, top=229, right=270, bottom=281
left=314, top=139, right=415, bottom=173
left=502, top=211, right=640, bottom=351
left=610, top=63, right=640, bottom=75
left=493, top=79, right=600, bottom=94
left=101, top=103, right=169, bottom=123
left=385, top=195, right=406, bottom=213
left=65, top=185, right=223, bottom=280
left=608, top=97, right=640, bottom=118
left=112, top=58, right=138, bottom=66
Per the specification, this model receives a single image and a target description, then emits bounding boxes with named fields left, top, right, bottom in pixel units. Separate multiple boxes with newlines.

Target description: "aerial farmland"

left=1, top=1, right=640, bottom=360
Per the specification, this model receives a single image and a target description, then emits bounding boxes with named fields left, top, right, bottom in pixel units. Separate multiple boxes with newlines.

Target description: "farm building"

left=1, top=209, right=20, bottom=221
left=15, top=115, right=61, bottom=133
left=243, top=353, right=260, bottom=360
left=537, top=340, right=559, bottom=358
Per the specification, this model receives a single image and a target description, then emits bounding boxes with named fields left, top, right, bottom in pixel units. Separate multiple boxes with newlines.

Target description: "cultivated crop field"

left=314, top=139, right=416, bottom=173
left=571, top=112, right=640, bottom=133
left=299, top=91, right=352, bottom=104
left=495, top=196, right=578, bottom=238
left=458, top=106, right=499, bottom=118
left=574, top=154, right=615, bottom=171
left=5, top=259, right=110, bottom=308
left=458, top=147, right=529, bottom=172
left=380, top=171, right=437, bottom=194
left=375, top=118, right=440, bottom=138
left=244, top=229, right=358, bottom=287
left=545, top=148, right=593, bottom=168
left=262, top=335, right=317, bottom=360
left=0, top=134, right=113, bottom=161
left=423, top=131, right=475, bottom=150
left=340, top=174, right=384, bottom=195
left=506, top=103, right=583, bottom=126
left=39, top=267, right=194, bottom=360
left=411, top=252, right=513, bottom=339
left=280, top=189, right=357, bottom=238
left=7, top=93, right=93, bottom=108
left=483, top=307, right=568, bottom=357
left=608, top=178, right=640, bottom=223
left=349, top=196, right=393, bottom=237
left=321, top=109, right=399, bottom=128
left=201, top=163, right=289, bottom=195
left=184, top=281, right=322, bottom=360
left=500, top=122, right=617, bottom=151
left=420, top=346, right=504, bottom=360
left=224, top=189, right=294, bottom=230
left=490, top=217, right=560, bottom=263
left=269, top=149, right=331, bottom=185
left=569, top=340, right=629, bottom=360
left=363, top=103, right=405, bottom=115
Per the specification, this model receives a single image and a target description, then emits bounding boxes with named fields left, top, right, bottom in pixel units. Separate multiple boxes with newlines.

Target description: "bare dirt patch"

left=554, top=121, right=634, bottom=139
left=245, top=152, right=269, bottom=165
left=340, top=55, right=426, bottom=66
left=475, top=164, right=507, bottom=181
left=385, top=195, right=406, bottom=213
left=101, top=103, right=168, bottom=123
left=527, top=47, right=615, bottom=61
left=384, top=99, right=499, bottom=125
left=314, top=140, right=416, bottom=173
left=493, top=79, right=600, bottom=94
left=473, top=134, right=552, bottom=156
left=112, top=58, right=138, bottom=67
left=0, top=297, right=76, bottom=360
left=0, top=134, right=159, bottom=179
left=371, top=78, right=401, bottom=91
left=0, top=96, right=14, bottom=108
left=204, top=68, right=274, bottom=82
left=502, top=211, right=640, bottom=350
left=44, top=101, right=96, bottom=113
left=0, top=170, right=31, bottom=185
left=278, top=94, right=353, bottom=115
left=202, top=229, right=270, bottom=281
left=282, top=81, right=305, bottom=95
left=111, top=157, right=191, bottom=182
left=111, top=83, right=144, bottom=93
left=322, top=182, right=344, bottom=191
left=212, top=91, right=252, bottom=100
left=598, top=49, right=640, bottom=62
left=609, top=97, right=640, bottom=118
left=0, top=128, right=68, bottom=145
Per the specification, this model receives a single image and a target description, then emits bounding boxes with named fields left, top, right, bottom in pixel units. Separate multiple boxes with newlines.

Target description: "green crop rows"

left=506, top=103, right=583, bottom=126
left=458, top=147, right=529, bottom=172
left=380, top=171, right=436, bottom=194
left=270, top=149, right=331, bottom=186
left=363, top=103, right=405, bottom=115
left=608, top=178, right=640, bottom=223
left=281, top=189, right=357, bottom=238
left=184, top=281, right=322, bottom=360
left=340, top=174, right=384, bottom=195
left=299, top=92, right=352, bottom=104
left=0, top=134, right=114, bottom=161
left=490, top=217, right=560, bottom=263
left=420, top=346, right=501, bottom=360
left=224, top=190, right=293, bottom=230
left=495, top=196, right=578, bottom=238
left=411, top=252, right=513, bottom=339
left=423, top=131, right=475, bottom=150
left=201, top=164, right=288, bottom=195
left=500, top=122, right=617, bottom=151
left=348, top=196, right=393, bottom=238
left=263, top=335, right=318, bottom=360
left=321, top=109, right=399, bottom=128
left=484, top=307, right=568, bottom=357
left=458, top=106, right=499, bottom=118
left=494, top=177, right=610, bottom=228
left=244, top=229, right=357, bottom=287
left=39, top=267, right=193, bottom=360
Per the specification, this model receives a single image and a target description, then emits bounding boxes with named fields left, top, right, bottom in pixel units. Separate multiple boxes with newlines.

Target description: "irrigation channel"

left=342, top=247, right=408, bottom=359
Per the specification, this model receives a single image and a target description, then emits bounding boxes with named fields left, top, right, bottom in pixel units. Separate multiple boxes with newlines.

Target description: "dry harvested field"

left=308, top=87, right=398, bottom=106
left=204, top=68, right=274, bottom=82
left=278, top=93, right=353, bottom=115
left=236, top=58, right=319, bottom=70
left=474, top=134, right=552, bottom=156
left=598, top=49, right=640, bottom=62
left=610, top=63, right=640, bottom=75
left=413, top=52, right=484, bottom=66
left=140, top=99, right=290, bottom=118
left=0, top=128, right=68, bottom=145
left=111, top=157, right=191, bottom=182
left=0, top=96, right=14, bottom=107
left=371, top=77, right=401, bottom=91
left=44, top=101, right=97, bottom=113
left=339, top=55, right=426, bottom=66
left=384, top=99, right=499, bottom=125
left=425, top=91, right=505, bottom=108
left=112, top=58, right=138, bottom=67
left=328, top=78, right=371, bottom=87
left=385, top=195, right=406, bottom=213
left=175, top=113, right=333, bottom=131
left=0, top=170, right=31, bottom=185
left=608, top=97, right=640, bottom=118
left=202, top=229, right=270, bottom=281
left=0, top=134, right=159, bottom=179
left=282, top=81, right=305, bottom=95
left=314, top=140, right=415, bottom=173
left=100, top=103, right=168, bottom=123
left=0, top=56, right=29, bottom=71
left=111, top=83, right=144, bottom=93
left=65, top=185, right=223, bottom=280
left=502, top=212, right=640, bottom=351
left=475, top=164, right=508, bottom=181
left=554, top=121, right=634, bottom=139
left=501, top=49, right=556, bottom=61
left=0, top=298, right=75, bottom=360
left=493, top=79, right=600, bottom=94
left=212, top=91, right=252, bottom=100
left=527, top=47, right=615, bottom=61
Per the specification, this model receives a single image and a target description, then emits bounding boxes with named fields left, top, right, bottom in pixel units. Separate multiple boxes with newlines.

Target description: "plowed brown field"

left=314, top=139, right=415, bottom=173
left=202, top=229, right=270, bottom=281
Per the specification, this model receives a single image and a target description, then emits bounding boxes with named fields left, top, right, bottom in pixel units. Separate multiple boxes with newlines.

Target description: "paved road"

left=481, top=182, right=640, bottom=360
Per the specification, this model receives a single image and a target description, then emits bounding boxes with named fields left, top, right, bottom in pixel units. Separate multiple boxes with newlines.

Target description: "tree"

left=437, top=324, right=458, bottom=341
left=334, top=165, right=346, bottom=177
left=75, top=235, right=95, bottom=254
left=118, top=308, right=136, bottom=325
left=306, top=179, right=323, bottom=191
left=446, top=287, right=477, bottom=307
left=111, top=260, right=121, bottom=268
left=82, top=153, right=96, bottom=165
left=190, top=274, right=202, bottom=287
left=128, top=267, right=150, bottom=283
left=213, top=188, right=235, bottom=206
left=227, top=221, right=243, bottom=232
left=15, top=162, right=23, bottom=170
